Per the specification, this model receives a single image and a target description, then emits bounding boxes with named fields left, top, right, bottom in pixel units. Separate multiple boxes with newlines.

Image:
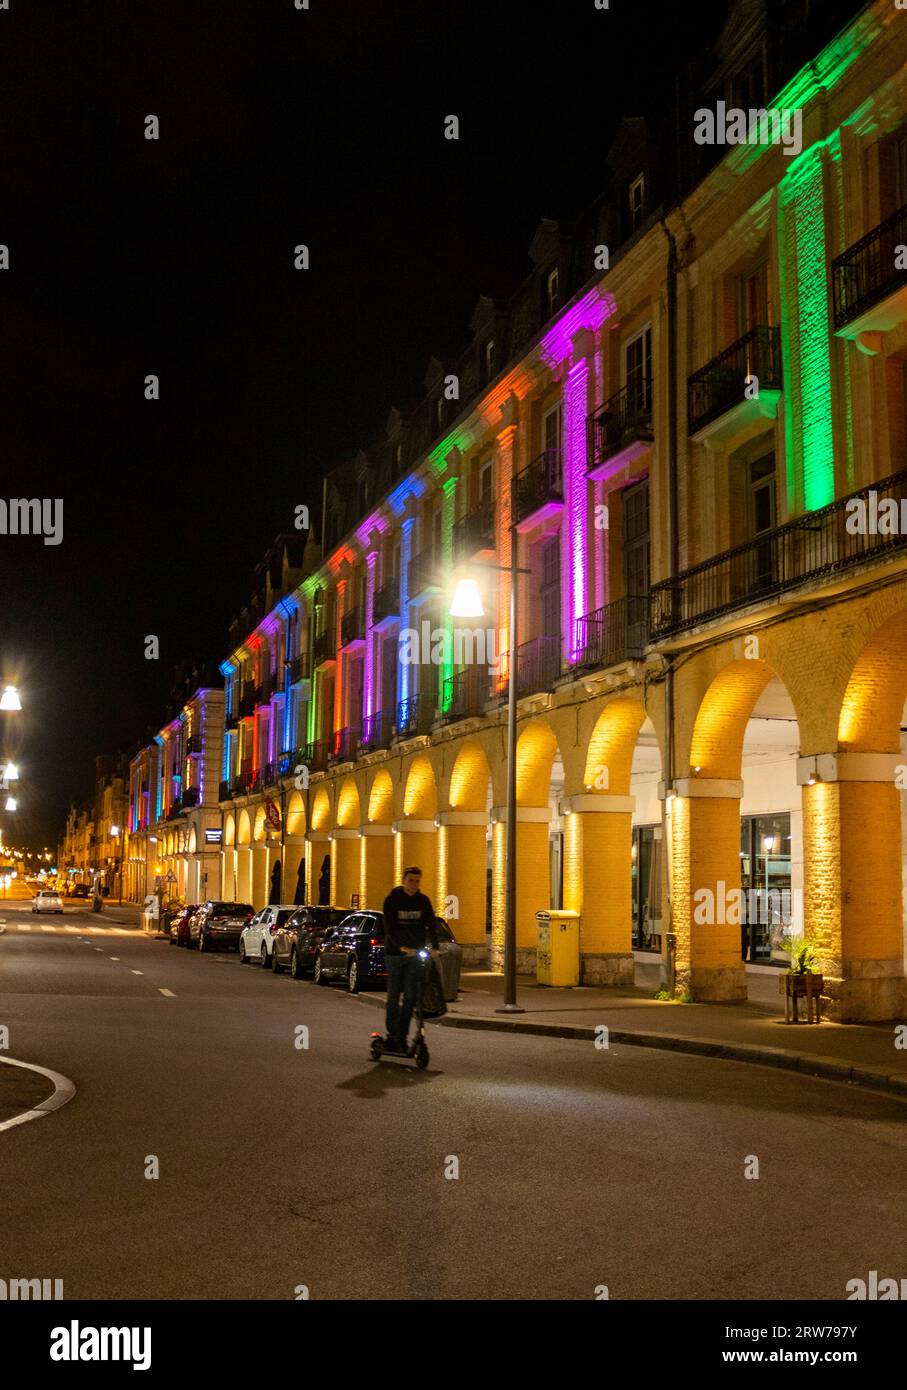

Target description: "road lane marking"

left=40, top=925, right=56, bottom=933
left=65, top=926, right=79, bottom=934
left=159, top=988, right=175, bottom=997
left=109, top=956, right=120, bottom=961
left=95, top=947, right=103, bottom=952
left=130, top=969, right=144, bottom=976
left=0, top=1056, right=77, bottom=1133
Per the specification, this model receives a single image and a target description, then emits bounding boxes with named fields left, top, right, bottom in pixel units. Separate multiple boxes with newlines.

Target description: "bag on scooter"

left=420, top=959, right=447, bottom=1018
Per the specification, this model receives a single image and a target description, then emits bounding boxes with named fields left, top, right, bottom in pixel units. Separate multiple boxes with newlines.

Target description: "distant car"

left=32, top=890, right=63, bottom=915
left=70, top=883, right=90, bottom=898
left=190, top=900, right=254, bottom=952
left=271, top=905, right=348, bottom=977
left=313, top=911, right=462, bottom=998
left=238, top=904, right=299, bottom=967
left=168, top=904, right=198, bottom=947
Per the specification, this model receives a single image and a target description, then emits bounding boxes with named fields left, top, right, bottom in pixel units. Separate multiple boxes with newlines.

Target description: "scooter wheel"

left=369, top=1038, right=382, bottom=1061
left=415, top=1042, right=429, bottom=1069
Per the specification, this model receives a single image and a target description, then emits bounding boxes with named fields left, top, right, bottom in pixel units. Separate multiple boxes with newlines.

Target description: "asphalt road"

left=0, top=898, right=905, bottom=1301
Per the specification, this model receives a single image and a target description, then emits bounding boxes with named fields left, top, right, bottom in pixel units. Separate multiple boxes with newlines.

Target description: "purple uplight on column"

left=539, top=286, right=615, bottom=665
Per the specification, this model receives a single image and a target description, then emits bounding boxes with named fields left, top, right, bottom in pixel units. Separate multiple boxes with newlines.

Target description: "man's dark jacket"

left=383, top=886, right=440, bottom=956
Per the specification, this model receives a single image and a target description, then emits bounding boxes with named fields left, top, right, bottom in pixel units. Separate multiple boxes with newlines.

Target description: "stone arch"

left=286, top=792, right=306, bottom=838
left=441, top=741, right=494, bottom=956
left=583, top=697, right=649, bottom=796
left=187, top=826, right=197, bottom=854
left=253, top=805, right=268, bottom=843
left=402, top=754, right=437, bottom=819
left=515, top=719, right=558, bottom=807
left=310, top=786, right=332, bottom=832
left=223, top=814, right=236, bottom=847
left=336, top=776, right=361, bottom=828
left=237, top=810, right=252, bottom=846
left=448, top=739, right=493, bottom=812
left=362, top=769, right=395, bottom=907
left=366, top=768, right=394, bottom=825
left=838, top=607, right=907, bottom=752
left=689, top=658, right=776, bottom=779
left=398, top=755, right=439, bottom=900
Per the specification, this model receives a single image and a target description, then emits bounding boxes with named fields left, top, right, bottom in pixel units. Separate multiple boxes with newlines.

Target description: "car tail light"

left=369, top=937, right=380, bottom=946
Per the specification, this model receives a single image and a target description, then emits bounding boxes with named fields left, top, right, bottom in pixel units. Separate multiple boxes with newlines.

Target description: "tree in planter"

left=780, top=934, right=819, bottom=974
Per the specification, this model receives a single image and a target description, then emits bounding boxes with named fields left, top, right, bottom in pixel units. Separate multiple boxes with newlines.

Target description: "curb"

left=0, top=1056, right=77, bottom=1133
left=353, top=989, right=907, bottom=1100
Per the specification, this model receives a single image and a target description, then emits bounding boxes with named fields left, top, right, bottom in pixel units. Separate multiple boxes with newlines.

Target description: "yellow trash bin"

left=536, top=909, right=580, bottom=986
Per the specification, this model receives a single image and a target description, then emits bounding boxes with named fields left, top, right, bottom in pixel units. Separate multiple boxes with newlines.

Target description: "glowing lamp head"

left=449, top=578, right=484, bottom=619
left=3, top=762, right=18, bottom=781
left=0, top=686, right=21, bottom=712
left=4, top=796, right=17, bottom=812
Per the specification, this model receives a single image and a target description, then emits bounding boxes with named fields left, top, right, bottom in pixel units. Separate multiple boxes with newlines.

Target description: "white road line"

left=109, top=956, right=120, bottom=961
left=0, top=1056, right=77, bottom=1133
left=159, top=988, right=175, bottom=997
left=130, top=970, right=144, bottom=976
left=17, top=924, right=31, bottom=932
left=40, top=925, right=56, bottom=933
left=94, top=947, right=103, bottom=952
left=65, top=926, right=79, bottom=934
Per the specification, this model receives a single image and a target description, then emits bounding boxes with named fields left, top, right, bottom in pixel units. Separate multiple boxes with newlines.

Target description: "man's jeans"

left=386, top=953, right=424, bottom=1046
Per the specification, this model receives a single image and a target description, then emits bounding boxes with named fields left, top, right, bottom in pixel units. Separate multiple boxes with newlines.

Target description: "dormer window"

left=629, top=174, right=645, bottom=233
left=546, top=267, right=559, bottom=317
left=481, top=338, right=495, bottom=385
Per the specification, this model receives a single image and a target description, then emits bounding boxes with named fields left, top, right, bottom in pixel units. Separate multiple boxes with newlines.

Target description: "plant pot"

left=780, top=971, right=824, bottom=1023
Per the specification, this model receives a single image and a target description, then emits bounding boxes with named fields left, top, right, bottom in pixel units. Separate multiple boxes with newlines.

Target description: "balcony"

left=312, top=629, right=336, bottom=668
left=340, top=607, right=366, bottom=651
left=575, top=594, right=648, bottom=670
left=181, top=786, right=200, bottom=808
left=360, top=710, right=394, bottom=752
left=330, top=726, right=360, bottom=764
left=372, top=577, right=400, bottom=629
left=218, top=779, right=231, bottom=802
left=286, top=653, right=308, bottom=685
left=238, top=689, right=256, bottom=719
left=254, top=671, right=275, bottom=706
left=453, top=496, right=495, bottom=561
left=832, top=202, right=907, bottom=350
left=395, top=692, right=435, bottom=738
left=408, top=548, right=441, bottom=602
left=687, top=326, right=782, bottom=445
left=515, top=635, right=562, bottom=699
left=650, top=467, right=907, bottom=639
left=512, top=449, right=563, bottom=532
left=441, top=666, right=488, bottom=722
left=302, top=740, right=330, bottom=773
left=587, top=380, right=653, bottom=482
left=186, top=734, right=201, bottom=755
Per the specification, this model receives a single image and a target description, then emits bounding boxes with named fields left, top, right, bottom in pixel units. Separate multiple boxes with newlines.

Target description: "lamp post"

left=450, top=543, right=531, bottom=1014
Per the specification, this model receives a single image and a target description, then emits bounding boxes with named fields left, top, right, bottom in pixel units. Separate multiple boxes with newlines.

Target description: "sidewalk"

left=83, top=902, right=144, bottom=928
left=359, top=959, right=907, bottom=1099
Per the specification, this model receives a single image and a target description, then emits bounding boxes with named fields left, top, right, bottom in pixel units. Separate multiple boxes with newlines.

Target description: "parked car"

left=168, top=904, right=198, bottom=947
left=313, top=910, right=387, bottom=992
left=32, top=889, right=64, bottom=915
left=70, top=883, right=90, bottom=898
left=271, top=906, right=348, bottom=977
left=313, top=910, right=463, bottom=998
left=190, top=900, right=254, bottom=952
left=238, top=904, right=299, bottom=967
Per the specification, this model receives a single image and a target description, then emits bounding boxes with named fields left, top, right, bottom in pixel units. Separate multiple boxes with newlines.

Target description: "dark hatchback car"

left=314, top=911, right=387, bottom=993
left=271, top=906, right=348, bottom=977
left=190, top=900, right=254, bottom=952
left=168, top=904, right=198, bottom=947
left=314, top=912, right=463, bottom=998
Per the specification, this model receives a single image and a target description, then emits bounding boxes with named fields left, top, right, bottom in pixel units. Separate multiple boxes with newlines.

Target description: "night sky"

left=0, top=0, right=727, bottom=848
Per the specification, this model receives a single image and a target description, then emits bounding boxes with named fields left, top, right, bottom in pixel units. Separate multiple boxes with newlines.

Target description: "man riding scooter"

left=382, top=867, right=440, bottom=1054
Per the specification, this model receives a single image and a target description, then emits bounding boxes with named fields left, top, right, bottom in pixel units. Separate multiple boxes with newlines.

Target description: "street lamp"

left=449, top=551, right=531, bottom=1015
left=0, top=686, right=21, bottom=712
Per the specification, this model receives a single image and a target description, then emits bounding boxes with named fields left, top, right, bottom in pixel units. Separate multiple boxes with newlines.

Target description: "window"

left=624, top=327, right=652, bottom=413
left=739, top=813, right=792, bottom=963
left=740, top=260, right=771, bottom=334
left=628, top=173, right=645, bottom=232
left=622, top=479, right=650, bottom=599
left=540, top=536, right=560, bottom=640
left=479, top=459, right=493, bottom=507
left=543, top=403, right=561, bottom=454
left=546, top=267, right=559, bottom=317
left=482, top=339, right=495, bottom=385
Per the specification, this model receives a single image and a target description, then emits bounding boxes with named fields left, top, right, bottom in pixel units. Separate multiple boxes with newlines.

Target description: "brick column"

left=393, top=819, right=438, bottom=903
left=360, top=824, right=394, bottom=908
left=331, top=827, right=360, bottom=910
left=562, top=793, right=634, bottom=986
left=667, top=777, right=747, bottom=1002
left=799, top=752, right=907, bottom=1021
left=490, top=806, right=550, bottom=973
left=305, top=830, right=330, bottom=904
left=438, top=811, right=487, bottom=965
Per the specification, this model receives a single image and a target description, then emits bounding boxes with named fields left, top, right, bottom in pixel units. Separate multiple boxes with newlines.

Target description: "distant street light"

left=0, top=686, right=22, bottom=712
left=2, top=763, right=18, bottom=781
left=5, top=796, right=17, bottom=812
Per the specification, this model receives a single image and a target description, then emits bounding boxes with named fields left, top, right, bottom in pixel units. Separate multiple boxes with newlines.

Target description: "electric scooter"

left=369, top=948, right=431, bottom=1069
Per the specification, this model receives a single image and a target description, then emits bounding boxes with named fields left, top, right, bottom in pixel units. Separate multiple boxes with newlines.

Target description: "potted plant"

left=779, top=934, right=824, bottom=1022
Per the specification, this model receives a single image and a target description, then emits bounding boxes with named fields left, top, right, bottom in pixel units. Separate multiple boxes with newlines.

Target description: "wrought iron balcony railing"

left=181, top=786, right=199, bottom=808
left=360, top=710, right=394, bottom=751
left=312, top=629, right=336, bottom=666
left=408, top=548, right=439, bottom=598
left=687, top=326, right=781, bottom=436
left=832, top=202, right=907, bottom=332
left=303, top=740, right=330, bottom=773
left=441, top=666, right=488, bottom=722
left=219, top=779, right=231, bottom=802
left=512, top=449, right=563, bottom=527
left=330, top=726, right=360, bottom=763
left=395, top=692, right=435, bottom=738
left=186, top=734, right=202, bottom=755
left=453, top=496, right=495, bottom=560
left=340, top=608, right=365, bottom=648
left=575, top=594, right=649, bottom=670
left=514, top=634, right=562, bottom=699
left=588, top=380, right=653, bottom=471
left=650, top=468, right=907, bottom=639
left=372, top=577, right=400, bottom=626
left=238, top=689, right=256, bottom=718
left=286, top=653, right=308, bottom=685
